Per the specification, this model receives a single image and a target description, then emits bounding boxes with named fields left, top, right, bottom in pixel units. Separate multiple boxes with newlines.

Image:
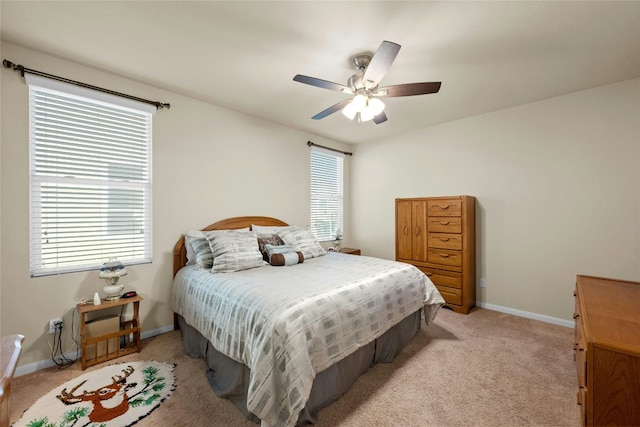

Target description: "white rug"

left=14, top=360, right=176, bottom=427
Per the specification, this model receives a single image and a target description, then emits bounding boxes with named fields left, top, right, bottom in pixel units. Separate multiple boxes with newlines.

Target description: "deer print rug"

left=14, top=361, right=176, bottom=427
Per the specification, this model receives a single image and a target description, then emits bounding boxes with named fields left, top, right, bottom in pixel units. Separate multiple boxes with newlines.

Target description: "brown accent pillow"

left=257, top=233, right=284, bottom=262
left=269, top=251, right=304, bottom=266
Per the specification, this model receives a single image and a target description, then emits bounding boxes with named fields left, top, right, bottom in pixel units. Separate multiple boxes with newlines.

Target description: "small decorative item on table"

left=99, top=259, right=127, bottom=301
left=334, top=227, right=343, bottom=251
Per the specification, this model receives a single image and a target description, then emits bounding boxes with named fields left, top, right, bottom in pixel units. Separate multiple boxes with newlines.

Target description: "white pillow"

left=206, top=230, right=263, bottom=273
left=251, top=224, right=296, bottom=234
left=277, top=227, right=326, bottom=259
left=185, top=228, right=249, bottom=268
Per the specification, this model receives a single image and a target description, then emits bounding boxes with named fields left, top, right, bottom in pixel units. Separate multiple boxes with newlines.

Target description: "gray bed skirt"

left=177, top=309, right=422, bottom=425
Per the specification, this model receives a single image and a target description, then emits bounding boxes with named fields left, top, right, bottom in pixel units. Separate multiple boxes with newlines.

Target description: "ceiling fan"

left=293, top=40, right=441, bottom=124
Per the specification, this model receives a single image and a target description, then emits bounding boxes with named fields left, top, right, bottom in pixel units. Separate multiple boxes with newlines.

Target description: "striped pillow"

left=277, top=227, right=326, bottom=259
left=186, top=235, right=213, bottom=268
left=185, top=228, right=249, bottom=268
left=206, top=230, right=263, bottom=273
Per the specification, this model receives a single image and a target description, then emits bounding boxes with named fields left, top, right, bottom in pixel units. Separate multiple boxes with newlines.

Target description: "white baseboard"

left=15, top=324, right=174, bottom=377
left=477, top=302, right=574, bottom=328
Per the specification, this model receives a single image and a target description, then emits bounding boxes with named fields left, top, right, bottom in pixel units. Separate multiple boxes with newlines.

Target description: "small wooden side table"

left=77, top=295, right=142, bottom=370
left=339, top=247, right=361, bottom=255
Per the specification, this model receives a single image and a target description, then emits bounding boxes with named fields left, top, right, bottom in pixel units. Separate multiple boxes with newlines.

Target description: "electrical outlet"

left=49, top=318, right=63, bottom=333
left=479, top=278, right=486, bottom=288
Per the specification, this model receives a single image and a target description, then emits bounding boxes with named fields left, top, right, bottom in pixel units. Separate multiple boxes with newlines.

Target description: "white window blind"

left=310, top=146, right=344, bottom=241
left=27, top=75, right=153, bottom=277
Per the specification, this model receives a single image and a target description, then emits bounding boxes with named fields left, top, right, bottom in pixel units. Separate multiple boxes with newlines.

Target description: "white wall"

left=0, top=42, right=351, bottom=369
left=351, top=78, right=640, bottom=321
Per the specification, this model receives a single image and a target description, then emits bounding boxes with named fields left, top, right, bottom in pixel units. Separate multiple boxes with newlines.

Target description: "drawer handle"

left=573, top=313, right=579, bottom=319
left=439, top=237, right=451, bottom=242
left=438, top=254, right=450, bottom=258
left=425, top=273, right=433, bottom=276
left=439, top=221, right=450, bottom=225
left=434, top=204, right=454, bottom=210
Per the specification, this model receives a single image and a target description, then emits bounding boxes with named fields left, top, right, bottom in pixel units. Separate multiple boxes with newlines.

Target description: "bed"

left=172, top=216, right=445, bottom=427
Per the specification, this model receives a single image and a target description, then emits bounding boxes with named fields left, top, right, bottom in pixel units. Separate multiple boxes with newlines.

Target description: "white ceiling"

left=2, top=1, right=639, bottom=144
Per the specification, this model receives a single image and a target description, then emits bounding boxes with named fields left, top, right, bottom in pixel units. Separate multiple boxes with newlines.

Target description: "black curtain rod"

left=2, top=59, right=170, bottom=110
left=307, top=141, right=352, bottom=156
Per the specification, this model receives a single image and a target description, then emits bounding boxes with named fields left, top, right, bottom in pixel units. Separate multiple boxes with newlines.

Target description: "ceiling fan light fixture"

left=342, top=101, right=358, bottom=120
left=366, top=97, right=385, bottom=116
left=351, top=94, right=367, bottom=112
left=342, top=95, right=384, bottom=122
left=359, top=109, right=375, bottom=122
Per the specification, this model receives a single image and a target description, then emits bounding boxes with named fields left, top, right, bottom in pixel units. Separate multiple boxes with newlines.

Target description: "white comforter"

left=172, top=252, right=444, bottom=427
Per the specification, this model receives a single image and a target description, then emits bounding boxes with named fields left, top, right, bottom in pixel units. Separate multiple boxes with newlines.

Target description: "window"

left=27, top=74, right=154, bottom=277
left=310, top=146, right=344, bottom=242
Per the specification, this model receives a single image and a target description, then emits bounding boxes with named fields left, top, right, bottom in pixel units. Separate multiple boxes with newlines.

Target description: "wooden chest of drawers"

left=395, top=196, right=476, bottom=314
left=574, top=275, right=640, bottom=426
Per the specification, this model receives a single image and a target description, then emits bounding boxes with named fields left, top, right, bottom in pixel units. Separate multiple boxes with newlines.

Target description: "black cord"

left=51, top=326, right=73, bottom=368
left=49, top=312, right=81, bottom=369
left=57, top=326, right=74, bottom=365
left=70, top=309, right=80, bottom=362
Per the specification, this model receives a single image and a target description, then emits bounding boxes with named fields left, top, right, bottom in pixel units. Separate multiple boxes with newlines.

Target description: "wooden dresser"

left=395, top=196, right=476, bottom=314
left=573, top=275, right=640, bottom=426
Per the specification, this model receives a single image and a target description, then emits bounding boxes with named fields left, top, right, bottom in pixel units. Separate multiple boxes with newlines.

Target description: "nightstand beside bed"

left=77, top=295, right=142, bottom=370
left=338, top=247, right=361, bottom=255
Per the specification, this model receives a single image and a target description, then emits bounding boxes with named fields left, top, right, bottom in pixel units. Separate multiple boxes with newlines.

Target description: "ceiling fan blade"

left=293, top=75, right=354, bottom=94
left=373, top=111, right=388, bottom=125
left=375, top=82, right=442, bottom=97
left=311, top=98, right=353, bottom=120
left=362, top=40, right=401, bottom=88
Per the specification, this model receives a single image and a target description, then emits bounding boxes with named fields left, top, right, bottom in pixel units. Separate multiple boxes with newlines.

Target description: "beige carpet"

left=10, top=307, right=581, bottom=426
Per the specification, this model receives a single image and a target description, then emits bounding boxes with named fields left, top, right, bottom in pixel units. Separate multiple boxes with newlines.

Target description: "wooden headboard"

left=172, top=215, right=289, bottom=277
